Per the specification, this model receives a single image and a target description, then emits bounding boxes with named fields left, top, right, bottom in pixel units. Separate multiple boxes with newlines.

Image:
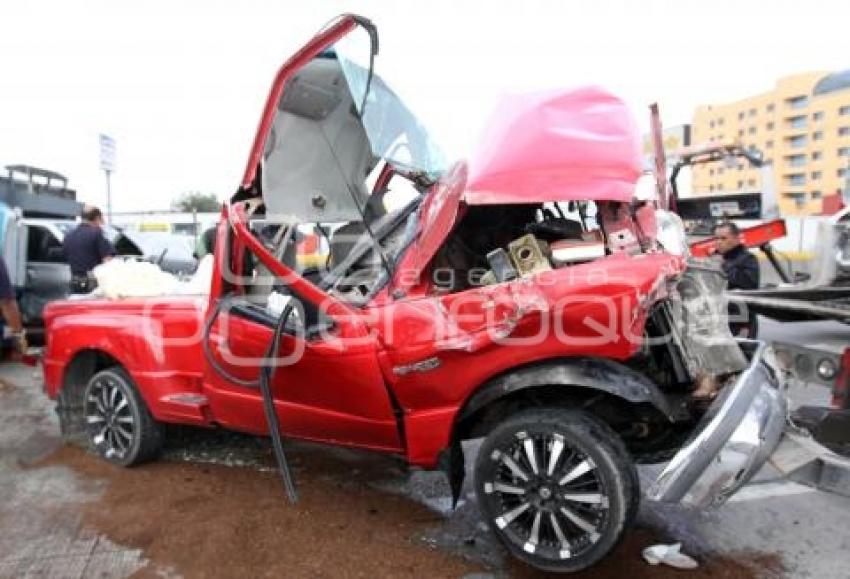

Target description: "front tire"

left=83, top=367, right=164, bottom=466
left=474, top=408, right=637, bottom=573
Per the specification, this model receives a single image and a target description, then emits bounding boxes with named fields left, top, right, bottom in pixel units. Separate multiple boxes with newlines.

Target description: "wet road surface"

left=1, top=361, right=843, bottom=578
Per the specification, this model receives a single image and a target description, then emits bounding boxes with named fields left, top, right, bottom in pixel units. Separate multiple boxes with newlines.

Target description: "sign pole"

left=105, top=169, right=112, bottom=223
left=99, top=134, right=116, bottom=222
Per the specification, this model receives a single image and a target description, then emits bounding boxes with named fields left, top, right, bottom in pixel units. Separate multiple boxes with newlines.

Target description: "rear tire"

left=83, top=367, right=164, bottom=466
left=474, top=408, right=637, bottom=573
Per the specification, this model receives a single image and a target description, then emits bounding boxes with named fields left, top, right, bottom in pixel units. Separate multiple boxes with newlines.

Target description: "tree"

left=171, top=191, right=220, bottom=213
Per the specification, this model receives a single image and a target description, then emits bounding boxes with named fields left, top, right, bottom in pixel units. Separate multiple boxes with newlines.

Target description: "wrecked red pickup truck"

left=42, top=15, right=787, bottom=573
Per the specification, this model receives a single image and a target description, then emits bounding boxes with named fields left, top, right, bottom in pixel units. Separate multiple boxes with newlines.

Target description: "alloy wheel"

left=481, top=430, right=610, bottom=562
left=84, top=374, right=136, bottom=461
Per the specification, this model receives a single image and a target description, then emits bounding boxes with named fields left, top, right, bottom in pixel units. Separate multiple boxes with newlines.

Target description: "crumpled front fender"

left=457, top=357, right=685, bottom=425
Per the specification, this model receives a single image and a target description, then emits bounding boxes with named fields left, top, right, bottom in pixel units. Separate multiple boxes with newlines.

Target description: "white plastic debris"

left=93, top=259, right=182, bottom=298
left=90, top=257, right=217, bottom=298
left=642, top=542, right=699, bottom=569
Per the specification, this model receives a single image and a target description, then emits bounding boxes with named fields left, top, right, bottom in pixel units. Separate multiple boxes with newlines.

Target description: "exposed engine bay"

left=430, top=201, right=644, bottom=293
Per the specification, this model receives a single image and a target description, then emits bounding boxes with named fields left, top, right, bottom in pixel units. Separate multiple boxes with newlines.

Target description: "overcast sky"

left=1, top=0, right=848, bottom=214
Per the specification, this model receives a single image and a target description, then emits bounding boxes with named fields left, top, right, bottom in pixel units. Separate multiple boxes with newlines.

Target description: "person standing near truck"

left=714, top=221, right=760, bottom=337
left=62, top=205, right=116, bottom=293
left=0, top=256, right=26, bottom=354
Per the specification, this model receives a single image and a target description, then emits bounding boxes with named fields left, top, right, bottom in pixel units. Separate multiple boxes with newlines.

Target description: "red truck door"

left=203, top=298, right=403, bottom=453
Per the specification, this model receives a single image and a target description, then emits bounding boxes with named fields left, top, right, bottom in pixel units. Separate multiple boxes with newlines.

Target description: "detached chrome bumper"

left=648, top=341, right=787, bottom=507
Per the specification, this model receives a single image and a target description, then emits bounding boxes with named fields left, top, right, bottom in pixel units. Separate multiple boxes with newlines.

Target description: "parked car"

left=41, top=15, right=787, bottom=573
left=119, top=230, right=198, bottom=275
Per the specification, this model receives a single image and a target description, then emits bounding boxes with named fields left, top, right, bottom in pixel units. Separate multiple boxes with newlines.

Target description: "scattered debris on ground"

left=643, top=542, right=699, bottom=569
left=507, top=529, right=783, bottom=579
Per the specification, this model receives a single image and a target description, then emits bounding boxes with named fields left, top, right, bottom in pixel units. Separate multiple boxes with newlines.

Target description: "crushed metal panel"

left=648, top=342, right=787, bottom=506
left=465, top=86, right=642, bottom=205
left=433, top=279, right=549, bottom=354
left=664, top=263, right=748, bottom=377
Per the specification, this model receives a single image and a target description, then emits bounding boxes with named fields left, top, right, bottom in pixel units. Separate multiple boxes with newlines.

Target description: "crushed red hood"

left=465, top=86, right=643, bottom=205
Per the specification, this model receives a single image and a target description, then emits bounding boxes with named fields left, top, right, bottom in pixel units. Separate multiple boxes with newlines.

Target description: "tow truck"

left=669, top=141, right=850, bottom=321
left=666, top=140, right=850, bottom=468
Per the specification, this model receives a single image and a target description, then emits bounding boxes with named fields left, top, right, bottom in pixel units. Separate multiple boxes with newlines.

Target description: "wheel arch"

left=56, top=348, right=126, bottom=445
left=455, top=357, right=679, bottom=441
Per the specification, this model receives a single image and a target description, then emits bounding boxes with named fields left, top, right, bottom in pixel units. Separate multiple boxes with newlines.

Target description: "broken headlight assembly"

left=655, top=210, right=690, bottom=257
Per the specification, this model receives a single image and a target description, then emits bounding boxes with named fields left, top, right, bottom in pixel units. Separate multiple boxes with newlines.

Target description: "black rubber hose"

left=259, top=301, right=299, bottom=503
left=202, top=295, right=260, bottom=388
left=202, top=293, right=298, bottom=502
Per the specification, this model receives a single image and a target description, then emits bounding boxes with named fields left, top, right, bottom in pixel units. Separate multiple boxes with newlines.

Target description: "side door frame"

left=201, top=204, right=403, bottom=452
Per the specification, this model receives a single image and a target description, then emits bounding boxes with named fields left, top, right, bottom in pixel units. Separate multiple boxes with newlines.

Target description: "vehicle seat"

left=329, top=222, right=373, bottom=269
left=324, top=200, right=418, bottom=294
left=38, top=233, right=54, bottom=261
left=247, top=225, right=300, bottom=304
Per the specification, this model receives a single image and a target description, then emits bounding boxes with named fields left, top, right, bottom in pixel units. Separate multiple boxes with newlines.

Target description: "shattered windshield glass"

left=333, top=30, right=448, bottom=179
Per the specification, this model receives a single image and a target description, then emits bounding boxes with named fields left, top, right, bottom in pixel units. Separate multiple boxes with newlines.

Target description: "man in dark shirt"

left=0, top=256, right=26, bottom=353
left=62, top=206, right=116, bottom=293
left=714, top=221, right=760, bottom=337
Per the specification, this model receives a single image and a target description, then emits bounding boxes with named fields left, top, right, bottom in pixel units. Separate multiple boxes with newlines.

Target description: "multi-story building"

left=691, top=70, right=850, bottom=215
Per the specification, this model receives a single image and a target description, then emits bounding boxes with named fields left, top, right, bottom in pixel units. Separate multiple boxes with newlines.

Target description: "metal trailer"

left=0, top=165, right=83, bottom=290
left=663, top=141, right=850, bottom=469
left=768, top=331, right=850, bottom=498
left=668, top=142, right=850, bottom=323
left=0, top=165, right=82, bottom=219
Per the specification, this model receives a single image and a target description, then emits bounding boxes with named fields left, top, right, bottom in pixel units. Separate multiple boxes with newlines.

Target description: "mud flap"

left=55, top=387, right=87, bottom=446
left=437, top=440, right=465, bottom=508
